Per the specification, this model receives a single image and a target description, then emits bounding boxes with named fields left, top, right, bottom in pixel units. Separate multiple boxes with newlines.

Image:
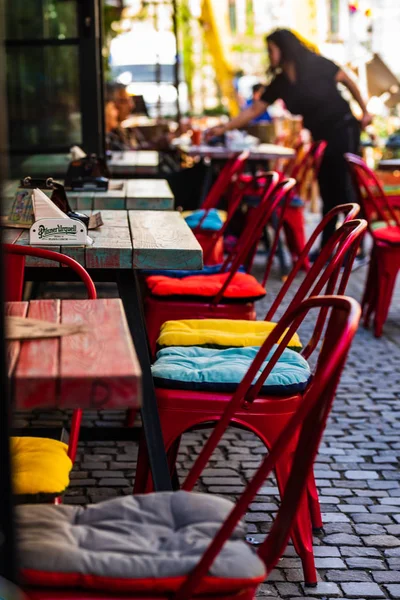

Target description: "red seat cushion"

left=373, top=225, right=400, bottom=245
left=145, top=273, right=266, bottom=300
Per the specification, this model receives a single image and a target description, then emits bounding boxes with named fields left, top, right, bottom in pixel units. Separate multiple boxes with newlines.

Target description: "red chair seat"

left=373, top=225, right=400, bottom=245
left=145, top=273, right=266, bottom=301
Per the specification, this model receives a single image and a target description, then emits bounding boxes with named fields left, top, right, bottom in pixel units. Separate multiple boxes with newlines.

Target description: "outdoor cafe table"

left=6, top=298, right=142, bottom=411
left=20, top=151, right=160, bottom=179
left=4, top=210, right=203, bottom=492
left=177, top=143, right=296, bottom=161
left=3, top=178, right=174, bottom=212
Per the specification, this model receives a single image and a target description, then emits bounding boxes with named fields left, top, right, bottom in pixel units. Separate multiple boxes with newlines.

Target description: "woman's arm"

left=206, top=100, right=269, bottom=138
left=336, top=69, right=372, bottom=128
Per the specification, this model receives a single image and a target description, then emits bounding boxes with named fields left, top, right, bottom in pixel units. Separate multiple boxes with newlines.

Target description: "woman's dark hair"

left=266, top=29, right=317, bottom=78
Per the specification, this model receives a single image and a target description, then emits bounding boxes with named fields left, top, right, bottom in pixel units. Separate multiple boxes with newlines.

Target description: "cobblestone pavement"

left=16, top=227, right=400, bottom=599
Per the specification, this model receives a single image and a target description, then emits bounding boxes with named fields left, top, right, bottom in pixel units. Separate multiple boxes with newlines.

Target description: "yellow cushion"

left=157, top=319, right=302, bottom=351
left=11, top=437, right=73, bottom=496
left=181, top=210, right=228, bottom=222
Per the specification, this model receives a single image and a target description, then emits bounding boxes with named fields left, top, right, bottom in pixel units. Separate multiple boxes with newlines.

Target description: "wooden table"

left=4, top=211, right=202, bottom=492
left=20, top=151, right=160, bottom=179
left=178, top=143, right=295, bottom=161
left=108, top=151, right=160, bottom=177
left=6, top=298, right=141, bottom=410
left=2, top=179, right=174, bottom=213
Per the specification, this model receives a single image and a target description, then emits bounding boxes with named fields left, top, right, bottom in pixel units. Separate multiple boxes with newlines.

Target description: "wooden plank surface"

left=85, top=211, right=132, bottom=268
left=13, top=299, right=60, bottom=409
left=5, top=302, right=28, bottom=377
left=179, top=143, right=295, bottom=160
left=59, top=299, right=141, bottom=409
left=128, top=210, right=203, bottom=270
left=92, top=180, right=127, bottom=210
left=109, top=151, right=159, bottom=176
left=15, top=230, right=61, bottom=267
left=126, top=179, right=174, bottom=210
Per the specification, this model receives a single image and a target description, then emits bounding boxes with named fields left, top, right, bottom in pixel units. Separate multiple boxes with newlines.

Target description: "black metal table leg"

left=116, top=270, right=172, bottom=492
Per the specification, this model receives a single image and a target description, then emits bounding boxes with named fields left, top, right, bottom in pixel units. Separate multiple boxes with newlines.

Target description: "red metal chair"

left=282, top=140, right=327, bottom=270
left=133, top=295, right=361, bottom=588
left=237, top=141, right=327, bottom=274
left=4, top=244, right=97, bottom=466
left=186, top=151, right=249, bottom=265
left=152, top=205, right=365, bottom=531
left=144, top=178, right=296, bottom=354
left=135, top=218, right=366, bottom=584
left=19, top=296, right=360, bottom=598
left=345, top=153, right=400, bottom=336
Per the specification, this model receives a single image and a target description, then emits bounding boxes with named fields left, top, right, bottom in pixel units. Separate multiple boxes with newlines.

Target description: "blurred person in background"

left=208, top=28, right=372, bottom=251
left=105, top=82, right=148, bottom=149
left=244, top=84, right=272, bottom=123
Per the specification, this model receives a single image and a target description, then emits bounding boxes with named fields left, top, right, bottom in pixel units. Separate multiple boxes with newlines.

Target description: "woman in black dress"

left=208, top=29, right=372, bottom=248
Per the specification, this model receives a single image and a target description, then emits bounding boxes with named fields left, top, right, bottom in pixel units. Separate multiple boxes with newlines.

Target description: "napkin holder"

left=29, top=188, right=92, bottom=246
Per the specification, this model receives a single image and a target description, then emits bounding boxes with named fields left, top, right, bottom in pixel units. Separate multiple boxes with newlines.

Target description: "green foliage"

left=178, top=0, right=195, bottom=111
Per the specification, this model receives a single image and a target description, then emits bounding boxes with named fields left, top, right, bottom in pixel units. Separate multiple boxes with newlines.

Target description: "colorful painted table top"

left=3, top=210, right=203, bottom=271
left=6, top=298, right=142, bottom=410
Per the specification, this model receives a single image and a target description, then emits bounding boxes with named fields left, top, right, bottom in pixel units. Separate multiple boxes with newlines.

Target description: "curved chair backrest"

left=175, top=295, right=361, bottom=600
left=345, top=152, right=400, bottom=229
left=289, top=140, right=327, bottom=202
left=199, top=150, right=249, bottom=213
left=212, top=177, right=296, bottom=305
left=202, top=170, right=280, bottom=265
left=3, top=244, right=97, bottom=301
left=264, top=205, right=365, bottom=357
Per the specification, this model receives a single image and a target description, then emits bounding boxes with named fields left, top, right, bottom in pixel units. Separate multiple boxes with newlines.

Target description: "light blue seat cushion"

left=184, top=209, right=224, bottom=231
left=152, top=345, right=311, bottom=396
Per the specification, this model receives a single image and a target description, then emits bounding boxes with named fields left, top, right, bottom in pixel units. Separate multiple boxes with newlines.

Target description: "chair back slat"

left=265, top=204, right=363, bottom=322
left=175, top=296, right=360, bottom=600
left=195, top=151, right=249, bottom=231
left=345, top=153, right=400, bottom=229
left=212, top=177, right=296, bottom=305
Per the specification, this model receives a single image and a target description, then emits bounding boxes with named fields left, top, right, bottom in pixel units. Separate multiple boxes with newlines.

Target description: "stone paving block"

left=325, top=570, right=372, bottom=582
left=340, top=583, right=385, bottom=597
left=385, top=584, right=400, bottom=598
left=345, top=558, right=386, bottom=570
left=300, top=582, right=341, bottom=596
left=363, top=535, right=400, bottom=547
left=372, top=571, right=400, bottom=583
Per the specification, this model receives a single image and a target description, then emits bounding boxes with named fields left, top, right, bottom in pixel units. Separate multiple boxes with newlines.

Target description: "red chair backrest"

left=3, top=244, right=97, bottom=301
left=288, top=140, right=327, bottom=202
left=194, top=152, right=249, bottom=234
left=201, top=171, right=280, bottom=265
left=175, top=295, right=361, bottom=599
left=264, top=205, right=366, bottom=357
left=345, top=152, right=400, bottom=229
left=212, top=177, right=296, bottom=304
left=200, top=151, right=249, bottom=212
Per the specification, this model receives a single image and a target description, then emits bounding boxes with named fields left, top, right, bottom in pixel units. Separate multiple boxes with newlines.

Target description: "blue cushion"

left=152, top=345, right=311, bottom=396
left=290, top=195, right=305, bottom=208
left=144, top=264, right=246, bottom=278
left=184, top=209, right=224, bottom=231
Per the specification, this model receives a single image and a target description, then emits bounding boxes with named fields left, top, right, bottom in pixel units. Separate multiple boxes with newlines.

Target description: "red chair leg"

left=68, top=409, right=82, bottom=464
left=274, top=456, right=317, bottom=585
left=307, top=473, right=323, bottom=531
left=374, top=267, right=399, bottom=337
